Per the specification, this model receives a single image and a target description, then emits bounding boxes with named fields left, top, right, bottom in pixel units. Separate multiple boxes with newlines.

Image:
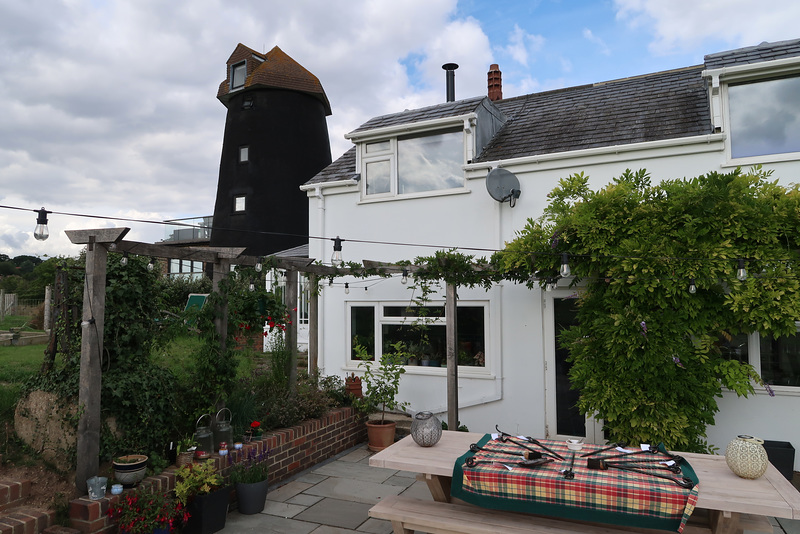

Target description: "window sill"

left=358, top=187, right=470, bottom=204
left=722, top=151, right=800, bottom=168
left=343, top=364, right=494, bottom=379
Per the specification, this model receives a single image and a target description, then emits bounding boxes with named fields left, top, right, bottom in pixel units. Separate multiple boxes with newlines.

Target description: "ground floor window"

left=719, top=324, right=800, bottom=388
left=348, top=302, right=487, bottom=368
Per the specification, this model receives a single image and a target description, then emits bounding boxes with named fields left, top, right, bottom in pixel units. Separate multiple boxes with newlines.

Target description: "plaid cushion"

left=451, top=435, right=700, bottom=533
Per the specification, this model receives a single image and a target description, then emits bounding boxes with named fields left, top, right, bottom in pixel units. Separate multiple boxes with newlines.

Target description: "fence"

left=1, top=293, right=43, bottom=317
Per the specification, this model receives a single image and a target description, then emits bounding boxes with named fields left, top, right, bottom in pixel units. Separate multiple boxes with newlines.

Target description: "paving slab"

left=269, top=480, right=315, bottom=502
left=357, top=517, right=394, bottom=534
left=339, top=448, right=372, bottom=463
left=398, top=479, right=435, bottom=500
left=312, top=459, right=396, bottom=483
left=304, top=475, right=403, bottom=504
left=383, top=474, right=415, bottom=488
left=294, top=497, right=373, bottom=529
left=287, top=493, right=324, bottom=507
left=777, top=517, right=800, bottom=534
left=223, top=512, right=318, bottom=534
left=311, top=526, right=364, bottom=534
left=263, top=500, right=308, bottom=519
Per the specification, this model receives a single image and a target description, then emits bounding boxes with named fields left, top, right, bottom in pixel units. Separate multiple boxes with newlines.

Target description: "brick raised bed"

left=68, top=406, right=366, bottom=533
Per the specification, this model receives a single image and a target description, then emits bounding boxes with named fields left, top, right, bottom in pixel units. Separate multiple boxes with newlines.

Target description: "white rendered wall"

left=308, top=136, right=800, bottom=469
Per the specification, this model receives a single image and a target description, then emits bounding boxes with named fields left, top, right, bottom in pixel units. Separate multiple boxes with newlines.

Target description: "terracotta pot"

left=366, top=420, right=396, bottom=452
left=345, top=377, right=363, bottom=398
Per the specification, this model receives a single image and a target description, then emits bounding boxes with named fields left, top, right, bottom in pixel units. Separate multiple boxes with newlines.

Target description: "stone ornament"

left=725, top=434, right=769, bottom=479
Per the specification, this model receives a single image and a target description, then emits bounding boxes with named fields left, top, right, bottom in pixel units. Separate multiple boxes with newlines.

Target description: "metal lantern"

left=213, top=408, right=233, bottom=451
left=411, top=411, right=442, bottom=447
left=195, top=414, right=214, bottom=454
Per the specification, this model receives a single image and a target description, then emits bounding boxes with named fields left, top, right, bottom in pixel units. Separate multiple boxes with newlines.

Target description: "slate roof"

left=304, top=146, right=357, bottom=186
left=476, top=65, right=711, bottom=162
left=704, top=37, right=800, bottom=69
left=348, top=96, right=487, bottom=135
left=218, top=44, right=331, bottom=115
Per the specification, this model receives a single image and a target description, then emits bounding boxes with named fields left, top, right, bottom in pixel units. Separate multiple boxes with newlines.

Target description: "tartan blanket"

left=451, top=435, right=700, bottom=533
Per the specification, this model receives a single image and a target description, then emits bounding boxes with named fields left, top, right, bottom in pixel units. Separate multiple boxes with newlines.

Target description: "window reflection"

left=729, top=75, right=800, bottom=158
left=397, top=130, right=463, bottom=194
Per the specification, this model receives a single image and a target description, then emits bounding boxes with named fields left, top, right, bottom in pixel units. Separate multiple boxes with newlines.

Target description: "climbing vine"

left=494, top=167, right=800, bottom=452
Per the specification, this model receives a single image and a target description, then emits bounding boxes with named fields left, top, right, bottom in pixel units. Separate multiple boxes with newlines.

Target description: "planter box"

left=183, top=485, right=231, bottom=534
left=763, top=440, right=795, bottom=480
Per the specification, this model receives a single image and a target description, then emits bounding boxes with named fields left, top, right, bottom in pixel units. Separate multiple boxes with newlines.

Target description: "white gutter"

left=300, top=179, right=358, bottom=192
left=702, top=56, right=800, bottom=83
left=465, top=133, right=726, bottom=172
left=345, top=113, right=478, bottom=142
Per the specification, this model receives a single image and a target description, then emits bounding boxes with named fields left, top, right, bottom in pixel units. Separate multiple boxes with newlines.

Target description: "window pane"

left=383, top=305, right=445, bottom=318
left=234, top=196, right=246, bottom=212
left=239, top=146, right=249, bottom=162
left=718, top=332, right=749, bottom=363
left=232, top=62, right=246, bottom=88
left=351, top=306, right=375, bottom=360
left=398, top=130, right=463, bottom=194
left=760, top=332, right=800, bottom=386
left=365, top=160, right=390, bottom=195
left=457, top=307, right=485, bottom=367
left=729, top=76, right=800, bottom=158
left=366, top=140, right=390, bottom=153
left=383, top=323, right=447, bottom=365
left=554, top=298, right=584, bottom=437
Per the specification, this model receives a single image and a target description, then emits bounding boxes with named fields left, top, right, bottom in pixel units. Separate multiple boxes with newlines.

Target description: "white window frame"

left=231, top=61, right=246, bottom=90
left=347, top=115, right=477, bottom=202
left=735, top=327, right=800, bottom=397
left=233, top=195, right=246, bottom=213
left=345, top=300, right=492, bottom=377
left=704, top=56, right=800, bottom=167
left=239, top=146, right=249, bottom=163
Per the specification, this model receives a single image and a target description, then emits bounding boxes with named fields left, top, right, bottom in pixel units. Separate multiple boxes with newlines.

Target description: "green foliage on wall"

left=494, top=167, right=799, bottom=452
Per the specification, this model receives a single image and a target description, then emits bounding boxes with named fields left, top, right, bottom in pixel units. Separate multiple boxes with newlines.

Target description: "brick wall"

left=69, top=406, right=366, bottom=533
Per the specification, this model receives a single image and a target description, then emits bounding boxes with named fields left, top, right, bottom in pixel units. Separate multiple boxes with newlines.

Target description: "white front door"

left=543, top=289, right=604, bottom=443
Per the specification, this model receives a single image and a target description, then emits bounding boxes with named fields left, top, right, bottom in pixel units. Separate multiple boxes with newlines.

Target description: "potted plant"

left=345, top=372, right=363, bottom=398
left=244, top=420, right=262, bottom=442
left=176, top=436, right=198, bottom=468
left=353, top=342, right=409, bottom=451
left=175, top=460, right=230, bottom=534
left=113, top=454, right=149, bottom=488
left=230, top=448, right=270, bottom=514
left=107, top=485, right=188, bottom=534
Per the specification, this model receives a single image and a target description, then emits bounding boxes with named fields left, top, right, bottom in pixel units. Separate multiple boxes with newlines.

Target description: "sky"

left=1, top=0, right=799, bottom=260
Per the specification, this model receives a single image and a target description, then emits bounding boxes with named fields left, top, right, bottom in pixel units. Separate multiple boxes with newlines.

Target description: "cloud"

left=499, top=24, right=546, bottom=67
left=613, top=0, right=800, bottom=54
left=582, top=28, right=611, bottom=56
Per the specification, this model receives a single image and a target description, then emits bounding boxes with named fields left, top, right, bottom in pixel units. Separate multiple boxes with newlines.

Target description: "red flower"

left=250, top=421, right=261, bottom=429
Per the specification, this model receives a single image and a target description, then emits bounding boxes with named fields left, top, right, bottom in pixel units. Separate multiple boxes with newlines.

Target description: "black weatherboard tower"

left=211, top=44, right=332, bottom=255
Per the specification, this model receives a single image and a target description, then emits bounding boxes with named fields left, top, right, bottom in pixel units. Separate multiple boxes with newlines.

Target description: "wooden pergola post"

left=445, top=282, right=459, bottom=431
left=65, top=228, right=129, bottom=494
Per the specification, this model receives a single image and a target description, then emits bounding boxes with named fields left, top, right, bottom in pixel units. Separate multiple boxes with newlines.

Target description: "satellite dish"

left=486, top=168, right=521, bottom=207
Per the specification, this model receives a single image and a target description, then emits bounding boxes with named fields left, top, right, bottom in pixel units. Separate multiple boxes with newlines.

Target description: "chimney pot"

left=442, top=63, right=459, bottom=102
left=488, top=64, right=502, bottom=101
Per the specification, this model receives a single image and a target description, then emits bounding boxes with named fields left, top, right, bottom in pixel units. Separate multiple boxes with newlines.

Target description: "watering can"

left=213, top=407, right=233, bottom=451
left=195, top=414, right=214, bottom=454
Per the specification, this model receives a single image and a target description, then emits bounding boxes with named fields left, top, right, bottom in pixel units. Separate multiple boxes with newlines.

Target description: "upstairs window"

left=231, top=61, right=246, bottom=90
left=239, top=146, right=249, bottom=162
left=234, top=195, right=246, bottom=212
left=728, top=74, right=800, bottom=159
left=362, top=129, right=464, bottom=198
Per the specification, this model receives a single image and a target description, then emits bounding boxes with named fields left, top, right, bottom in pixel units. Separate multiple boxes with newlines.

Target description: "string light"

left=147, top=258, right=155, bottom=272
left=689, top=278, right=697, bottom=294
left=737, top=259, right=747, bottom=281
left=33, top=207, right=51, bottom=241
left=401, top=268, right=408, bottom=284
left=120, top=251, right=129, bottom=266
left=344, top=282, right=350, bottom=294
left=255, top=257, right=263, bottom=272
left=559, top=253, right=571, bottom=278
left=249, top=279, right=255, bottom=292
left=331, top=236, right=344, bottom=267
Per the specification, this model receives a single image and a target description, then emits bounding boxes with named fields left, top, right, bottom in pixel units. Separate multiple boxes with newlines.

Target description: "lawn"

left=0, top=314, right=41, bottom=331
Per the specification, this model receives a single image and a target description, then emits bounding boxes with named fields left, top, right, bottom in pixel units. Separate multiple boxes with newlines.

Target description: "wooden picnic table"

left=369, top=431, right=800, bottom=534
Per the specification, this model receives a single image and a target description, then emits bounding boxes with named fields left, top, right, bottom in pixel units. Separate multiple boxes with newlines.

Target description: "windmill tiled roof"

left=218, top=44, right=331, bottom=115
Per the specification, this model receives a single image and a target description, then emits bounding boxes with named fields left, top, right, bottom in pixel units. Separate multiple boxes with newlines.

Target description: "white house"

left=301, top=38, right=800, bottom=469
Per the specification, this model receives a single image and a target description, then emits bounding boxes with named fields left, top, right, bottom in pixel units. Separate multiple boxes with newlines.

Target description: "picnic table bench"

left=369, top=431, right=800, bottom=534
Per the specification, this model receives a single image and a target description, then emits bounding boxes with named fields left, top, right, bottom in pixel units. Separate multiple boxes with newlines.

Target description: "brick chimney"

left=488, top=64, right=502, bottom=101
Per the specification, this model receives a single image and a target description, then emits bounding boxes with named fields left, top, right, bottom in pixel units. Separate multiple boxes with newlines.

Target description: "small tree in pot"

left=353, top=342, right=409, bottom=451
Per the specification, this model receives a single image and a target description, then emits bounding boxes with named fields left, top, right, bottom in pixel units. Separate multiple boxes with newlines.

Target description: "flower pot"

left=183, top=486, right=230, bottom=534
left=113, top=454, right=148, bottom=488
left=366, top=420, right=396, bottom=452
left=235, top=479, right=269, bottom=515
left=345, top=377, right=363, bottom=398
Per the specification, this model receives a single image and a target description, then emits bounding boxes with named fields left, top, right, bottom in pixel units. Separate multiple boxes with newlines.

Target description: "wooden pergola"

left=66, top=228, right=462, bottom=492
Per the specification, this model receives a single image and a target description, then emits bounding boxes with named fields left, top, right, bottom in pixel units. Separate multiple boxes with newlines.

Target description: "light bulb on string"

left=689, top=278, right=697, bottom=294
left=33, top=207, right=51, bottom=241
left=737, top=259, right=747, bottom=281
left=331, top=236, right=344, bottom=267
left=344, top=282, right=350, bottom=294
left=147, top=258, right=155, bottom=272
left=120, top=251, right=128, bottom=267
left=255, top=257, right=263, bottom=272
left=249, top=279, right=255, bottom=292
left=559, top=253, right=571, bottom=278
left=401, top=268, right=408, bottom=285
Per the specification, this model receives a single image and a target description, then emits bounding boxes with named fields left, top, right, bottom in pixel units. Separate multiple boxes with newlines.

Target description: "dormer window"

left=728, top=74, right=800, bottom=159
left=361, top=128, right=464, bottom=198
left=231, top=61, right=246, bottom=90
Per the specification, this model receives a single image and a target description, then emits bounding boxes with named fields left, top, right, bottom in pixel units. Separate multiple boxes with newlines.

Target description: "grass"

left=0, top=314, right=41, bottom=331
